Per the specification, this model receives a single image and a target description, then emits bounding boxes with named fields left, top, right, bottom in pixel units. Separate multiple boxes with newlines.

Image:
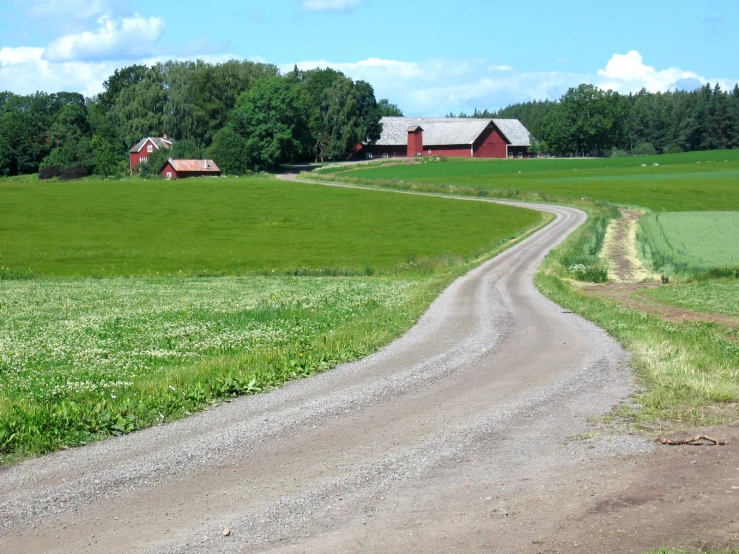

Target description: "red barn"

left=360, top=117, right=531, bottom=159
left=129, top=135, right=173, bottom=170
left=161, top=159, right=221, bottom=179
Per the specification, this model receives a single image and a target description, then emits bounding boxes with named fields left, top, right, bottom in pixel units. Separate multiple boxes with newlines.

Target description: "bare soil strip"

left=600, top=208, right=656, bottom=283
left=1, top=185, right=737, bottom=553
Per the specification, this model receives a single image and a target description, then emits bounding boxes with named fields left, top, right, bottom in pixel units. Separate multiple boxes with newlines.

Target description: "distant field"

left=638, top=211, right=739, bottom=275
left=338, top=149, right=739, bottom=212
left=0, top=177, right=541, bottom=277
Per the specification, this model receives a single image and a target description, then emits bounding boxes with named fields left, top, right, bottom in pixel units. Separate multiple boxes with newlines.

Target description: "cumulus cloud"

left=282, top=57, right=587, bottom=115
left=284, top=51, right=738, bottom=116
left=43, top=14, right=165, bottom=62
left=0, top=46, right=111, bottom=97
left=0, top=46, right=233, bottom=97
left=595, top=50, right=702, bottom=93
left=301, top=0, right=362, bottom=12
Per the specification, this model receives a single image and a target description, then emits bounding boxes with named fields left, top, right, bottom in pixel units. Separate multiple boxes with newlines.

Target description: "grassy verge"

left=0, top=276, right=434, bottom=461
left=639, top=280, right=739, bottom=317
left=536, top=222, right=739, bottom=427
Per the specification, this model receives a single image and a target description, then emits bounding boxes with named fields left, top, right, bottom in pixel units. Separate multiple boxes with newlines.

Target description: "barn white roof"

left=375, top=117, right=531, bottom=147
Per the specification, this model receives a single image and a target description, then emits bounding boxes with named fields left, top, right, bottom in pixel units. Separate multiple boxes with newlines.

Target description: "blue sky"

left=1, top=0, right=738, bottom=115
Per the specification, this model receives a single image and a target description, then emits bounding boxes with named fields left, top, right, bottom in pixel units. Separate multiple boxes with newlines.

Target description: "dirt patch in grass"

left=601, top=208, right=657, bottom=283
left=580, top=282, right=739, bottom=330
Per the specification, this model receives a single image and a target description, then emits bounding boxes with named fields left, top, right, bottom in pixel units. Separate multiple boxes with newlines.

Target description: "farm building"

left=360, top=117, right=531, bottom=159
left=129, top=135, right=173, bottom=170
left=161, top=159, right=221, bottom=179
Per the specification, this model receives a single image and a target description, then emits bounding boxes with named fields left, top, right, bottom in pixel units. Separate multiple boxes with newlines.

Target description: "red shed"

left=361, top=117, right=531, bottom=159
left=162, top=159, right=221, bottom=180
left=129, top=135, right=173, bottom=170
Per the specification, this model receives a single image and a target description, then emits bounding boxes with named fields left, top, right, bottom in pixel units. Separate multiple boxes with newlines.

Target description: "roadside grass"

left=0, top=177, right=548, bottom=461
left=0, top=176, right=541, bottom=277
left=638, top=280, right=739, bottom=318
left=536, top=212, right=739, bottom=427
left=0, top=276, right=435, bottom=458
left=638, top=211, right=739, bottom=276
left=324, top=149, right=739, bottom=211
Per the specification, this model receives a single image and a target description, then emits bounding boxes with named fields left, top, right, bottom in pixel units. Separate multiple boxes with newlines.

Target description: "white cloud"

left=301, top=0, right=362, bottom=12
left=281, top=58, right=586, bottom=115
left=0, top=46, right=234, bottom=97
left=283, top=51, right=739, bottom=116
left=43, top=14, right=165, bottom=62
left=0, top=46, right=111, bottom=96
left=595, top=50, right=702, bottom=93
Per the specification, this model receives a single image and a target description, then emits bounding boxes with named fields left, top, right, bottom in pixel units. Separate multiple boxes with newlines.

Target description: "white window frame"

left=140, top=156, right=148, bottom=163
left=147, top=144, right=154, bottom=153
left=166, top=171, right=173, bottom=179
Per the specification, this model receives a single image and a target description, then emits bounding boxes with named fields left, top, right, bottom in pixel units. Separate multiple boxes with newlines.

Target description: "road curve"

left=0, top=195, right=637, bottom=553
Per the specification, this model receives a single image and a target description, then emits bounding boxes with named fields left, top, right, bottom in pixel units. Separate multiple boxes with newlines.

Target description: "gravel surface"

left=0, top=198, right=651, bottom=553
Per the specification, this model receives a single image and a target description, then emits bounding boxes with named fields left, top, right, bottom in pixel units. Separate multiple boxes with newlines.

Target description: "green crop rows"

left=638, top=211, right=739, bottom=276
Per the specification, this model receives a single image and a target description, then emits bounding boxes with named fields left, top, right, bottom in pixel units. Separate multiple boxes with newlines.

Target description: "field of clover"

left=0, top=276, right=419, bottom=405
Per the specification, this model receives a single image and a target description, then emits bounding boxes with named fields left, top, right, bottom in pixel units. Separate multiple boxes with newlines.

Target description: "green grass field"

left=0, top=177, right=540, bottom=277
left=641, top=281, right=739, bottom=317
left=0, top=175, right=543, bottom=459
left=638, top=211, right=739, bottom=275
left=333, top=149, right=739, bottom=212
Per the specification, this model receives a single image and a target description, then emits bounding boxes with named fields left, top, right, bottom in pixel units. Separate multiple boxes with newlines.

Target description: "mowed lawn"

left=0, top=177, right=542, bottom=277
left=343, top=149, right=739, bottom=212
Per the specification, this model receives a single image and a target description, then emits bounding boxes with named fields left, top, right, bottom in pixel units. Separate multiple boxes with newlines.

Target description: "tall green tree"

left=231, top=76, right=311, bottom=171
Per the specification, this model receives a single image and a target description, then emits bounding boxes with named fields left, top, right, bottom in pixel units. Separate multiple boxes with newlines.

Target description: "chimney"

left=162, top=133, right=169, bottom=140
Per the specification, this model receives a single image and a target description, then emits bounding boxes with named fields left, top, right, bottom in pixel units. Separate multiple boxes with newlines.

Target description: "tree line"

left=0, top=60, right=403, bottom=177
left=454, top=83, right=739, bottom=156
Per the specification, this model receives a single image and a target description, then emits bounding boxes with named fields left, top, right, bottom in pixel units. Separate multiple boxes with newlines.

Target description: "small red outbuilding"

left=161, top=159, right=221, bottom=180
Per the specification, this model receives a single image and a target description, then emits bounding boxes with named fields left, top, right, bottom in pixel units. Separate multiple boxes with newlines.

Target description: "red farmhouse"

left=161, top=158, right=221, bottom=180
left=129, top=135, right=173, bottom=170
left=360, top=117, right=531, bottom=159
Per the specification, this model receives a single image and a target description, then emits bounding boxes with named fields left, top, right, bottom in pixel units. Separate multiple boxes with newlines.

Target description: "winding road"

left=0, top=193, right=642, bottom=553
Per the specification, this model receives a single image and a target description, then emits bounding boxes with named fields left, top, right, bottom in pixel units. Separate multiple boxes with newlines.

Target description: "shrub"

left=663, top=144, right=683, bottom=154
left=39, top=166, right=61, bottom=180
left=632, top=142, right=657, bottom=156
left=60, top=167, right=89, bottom=180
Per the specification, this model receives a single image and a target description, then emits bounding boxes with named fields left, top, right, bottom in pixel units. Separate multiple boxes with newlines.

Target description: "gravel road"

left=0, top=197, right=648, bottom=553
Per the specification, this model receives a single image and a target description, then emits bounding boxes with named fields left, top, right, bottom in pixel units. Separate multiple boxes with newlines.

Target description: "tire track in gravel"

left=0, top=180, right=646, bottom=553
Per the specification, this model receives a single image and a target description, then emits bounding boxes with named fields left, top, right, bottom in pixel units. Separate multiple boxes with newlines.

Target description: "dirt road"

left=1, top=193, right=736, bottom=553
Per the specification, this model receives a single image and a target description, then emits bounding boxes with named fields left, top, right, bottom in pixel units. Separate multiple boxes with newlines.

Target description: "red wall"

left=130, top=139, right=158, bottom=170
left=407, top=129, right=423, bottom=157
left=422, top=145, right=473, bottom=157
left=360, top=145, right=407, bottom=159
left=473, top=126, right=508, bottom=158
left=162, top=162, right=178, bottom=179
